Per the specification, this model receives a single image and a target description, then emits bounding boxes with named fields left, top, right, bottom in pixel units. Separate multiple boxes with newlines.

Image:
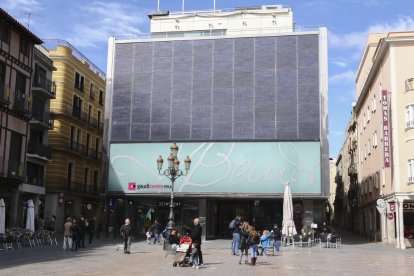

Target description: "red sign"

left=381, top=89, right=391, bottom=168
left=388, top=213, right=394, bottom=220
left=389, top=202, right=396, bottom=212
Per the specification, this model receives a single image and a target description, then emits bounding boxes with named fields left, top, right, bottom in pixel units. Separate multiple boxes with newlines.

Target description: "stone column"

left=199, top=198, right=207, bottom=241
left=397, top=198, right=406, bottom=249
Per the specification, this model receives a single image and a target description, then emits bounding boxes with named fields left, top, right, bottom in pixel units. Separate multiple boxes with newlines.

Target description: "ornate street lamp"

left=157, top=142, right=191, bottom=230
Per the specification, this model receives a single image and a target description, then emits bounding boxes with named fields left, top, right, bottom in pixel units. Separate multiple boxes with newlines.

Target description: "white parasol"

left=26, top=199, right=35, bottom=232
left=282, top=182, right=297, bottom=237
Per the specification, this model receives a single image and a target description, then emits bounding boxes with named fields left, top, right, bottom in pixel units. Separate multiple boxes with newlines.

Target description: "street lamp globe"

left=184, top=156, right=191, bottom=171
left=170, top=142, right=179, bottom=158
left=157, top=155, right=164, bottom=171
left=167, top=154, right=175, bottom=169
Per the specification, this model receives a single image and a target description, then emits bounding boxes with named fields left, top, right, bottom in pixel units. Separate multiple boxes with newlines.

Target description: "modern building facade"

left=0, top=8, right=43, bottom=227
left=43, top=41, right=106, bottom=231
left=105, top=5, right=329, bottom=238
left=340, top=31, right=414, bottom=249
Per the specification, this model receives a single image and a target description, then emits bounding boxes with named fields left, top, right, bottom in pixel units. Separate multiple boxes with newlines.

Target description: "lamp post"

left=157, top=142, right=191, bottom=230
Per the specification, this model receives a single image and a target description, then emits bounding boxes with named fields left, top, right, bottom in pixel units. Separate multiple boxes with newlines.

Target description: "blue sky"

left=2, top=0, right=414, bottom=157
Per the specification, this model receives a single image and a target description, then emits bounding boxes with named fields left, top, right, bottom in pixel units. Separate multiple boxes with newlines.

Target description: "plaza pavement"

left=1, top=232, right=414, bottom=276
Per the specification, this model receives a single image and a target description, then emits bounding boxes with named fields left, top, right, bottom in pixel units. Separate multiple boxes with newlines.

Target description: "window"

left=372, top=95, right=377, bottom=112
left=0, top=24, right=10, bottom=44
left=88, top=105, right=93, bottom=125
left=99, top=90, right=104, bottom=105
left=20, top=36, right=29, bottom=56
left=67, top=162, right=73, bottom=188
left=93, top=170, right=98, bottom=193
left=364, top=144, right=367, bottom=159
left=90, top=83, right=95, bottom=100
left=97, top=110, right=101, bottom=129
left=373, top=131, right=378, bottom=148
left=74, top=72, right=84, bottom=92
left=95, top=138, right=100, bottom=159
left=72, top=95, right=83, bottom=119
left=363, top=114, right=367, bottom=128
left=83, top=167, right=89, bottom=192
left=406, top=105, right=414, bottom=128
left=0, top=60, right=6, bottom=83
left=8, top=132, right=23, bottom=176
left=86, top=133, right=91, bottom=155
left=368, top=139, right=371, bottom=155
left=367, top=106, right=371, bottom=122
left=409, top=159, right=414, bottom=182
left=33, top=64, right=47, bottom=87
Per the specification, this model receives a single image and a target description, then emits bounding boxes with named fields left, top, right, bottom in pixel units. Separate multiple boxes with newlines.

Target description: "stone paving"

left=1, top=232, right=414, bottom=276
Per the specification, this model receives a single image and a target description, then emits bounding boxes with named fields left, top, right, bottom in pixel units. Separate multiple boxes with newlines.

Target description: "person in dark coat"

left=79, top=216, right=87, bottom=248
left=188, top=218, right=203, bottom=265
left=239, top=221, right=250, bottom=264
left=72, top=218, right=80, bottom=251
left=120, top=218, right=132, bottom=254
left=150, top=219, right=162, bottom=245
left=88, top=216, right=96, bottom=245
left=231, top=216, right=242, bottom=255
left=272, top=224, right=281, bottom=252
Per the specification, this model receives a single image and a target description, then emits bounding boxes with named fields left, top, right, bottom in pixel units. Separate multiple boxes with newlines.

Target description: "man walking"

left=120, top=218, right=132, bottom=254
left=272, top=224, right=281, bottom=252
left=231, top=216, right=241, bottom=255
left=150, top=219, right=162, bottom=245
left=88, top=216, right=96, bottom=245
left=63, top=217, right=73, bottom=251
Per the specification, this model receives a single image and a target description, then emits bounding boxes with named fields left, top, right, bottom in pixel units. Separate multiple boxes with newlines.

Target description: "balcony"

left=405, top=78, right=414, bottom=92
left=13, top=89, right=30, bottom=115
left=348, top=165, right=357, bottom=176
left=27, top=141, right=52, bottom=160
left=0, top=82, right=10, bottom=105
left=66, top=181, right=103, bottom=196
left=70, top=140, right=88, bottom=156
left=7, top=162, right=24, bottom=180
left=32, top=79, right=56, bottom=99
left=87, top=148, right=102, bottom=161
left=26, top=176, right=44, bottom=187
left=30, top=109, right=53, bottom=129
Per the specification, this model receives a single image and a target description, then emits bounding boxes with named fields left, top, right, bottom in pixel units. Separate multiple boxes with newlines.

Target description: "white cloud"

left=330, top=130, right=345, bottom=136
left=329, top=70, right=355, bottom=84
left=333, top=60, right=348, bottom=68
left=2, top=0, right=41, bottom=11
left=66, top=1, right=146, bottom=48
left=329, top=15, right=414, bottom=49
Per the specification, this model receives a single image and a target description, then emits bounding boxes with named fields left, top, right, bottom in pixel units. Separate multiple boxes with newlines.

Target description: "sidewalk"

left=1, top=233, right=413, bottom=275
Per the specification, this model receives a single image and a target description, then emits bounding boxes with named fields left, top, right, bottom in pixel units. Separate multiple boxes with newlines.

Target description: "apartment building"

left=43, top=41, right=106, bottom=231
left=106, top=5, right=329, bottom=238
left=352, top=32, right=414, bottom=249
left=0, top=8, right=43, bottom=227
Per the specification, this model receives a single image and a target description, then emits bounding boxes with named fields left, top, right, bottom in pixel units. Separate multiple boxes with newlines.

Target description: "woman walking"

left=238, top=221, right=250, bottom=265
left=247, top=226, right=260, bottom=266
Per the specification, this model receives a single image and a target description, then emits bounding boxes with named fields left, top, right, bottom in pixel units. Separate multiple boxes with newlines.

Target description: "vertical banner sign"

left=382, top=89, right=390, bottom=168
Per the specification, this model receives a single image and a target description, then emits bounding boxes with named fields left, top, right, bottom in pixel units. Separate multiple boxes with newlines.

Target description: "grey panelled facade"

left=110, top=34, right=320, bottom=142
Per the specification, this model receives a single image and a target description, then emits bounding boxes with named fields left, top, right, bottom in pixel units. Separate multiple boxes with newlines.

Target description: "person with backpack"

left=230, top=215, right=241, bottom=255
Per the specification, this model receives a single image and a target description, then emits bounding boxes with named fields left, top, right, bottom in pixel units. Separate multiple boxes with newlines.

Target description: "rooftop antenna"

left=182, top=0, right=185, bottom=14
left=157, top=0, right=160, bottom=11
left=213, top=0, right=216, bottom=13
left=20, top=10, right=40, bottom=29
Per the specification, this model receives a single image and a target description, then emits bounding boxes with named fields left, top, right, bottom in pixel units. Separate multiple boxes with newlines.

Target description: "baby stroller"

left=173, top=235, right=192, bottom=267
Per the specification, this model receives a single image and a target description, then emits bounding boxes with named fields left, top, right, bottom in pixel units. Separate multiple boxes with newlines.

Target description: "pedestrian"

left=79, top=216, right=86, bottom=248
left=169, top=230, right=180, bottom=251
left=48, top=215, right=56, bottom=232
left=190, top=242, right=200, bottom=269
left=190, top=218, right=203, bottom=266
left=120, top=218, right=132, bottom=254
left=238, top=221, right=250, bottom=265
left=259, top=230, right=272, bottom=256
left=230, top=215, right=241, bottom=255
left=88, top=216, right=96, bottom=245
left=146, top=230, right=152, bottom=244
left=150, top=219, right=162, bottom=245
left=72, top=218, right=80, bottom=251
left=272, top=224, right=281, bottom=252
left=247, top=226, right=260, bottom=266
left=63, top=217, right=73, bottom=251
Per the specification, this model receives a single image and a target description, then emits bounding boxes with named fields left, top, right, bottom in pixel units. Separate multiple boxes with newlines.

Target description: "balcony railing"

left=28, top=141, right=52, bottom=160
left=14, top=89, right=29, bottom=114
left=26, top=176, right=44, bottom=187
left=51, top=106, right=102, bottom=131
left=405, top=78, right=414, bottom=92
left=32, top=79, right=56, bottom=98
left=0, top=82, right=11, bottom=105
left=66, top=180, right=103, bottom=195
left=70, top=140, right=88, bottom=156
left=348, top=165, right=357, bottom=176
left=31, top=109, right=53, bottom=128
left=409, top=176, right=414, bottom=183
left=407, top=120, right=414, bottom=128
left=8, top=162, right=24, bottom=178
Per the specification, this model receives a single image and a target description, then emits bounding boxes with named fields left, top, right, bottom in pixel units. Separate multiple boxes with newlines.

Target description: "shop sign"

left=389, top=203, right=396, bottom=212
left=157, top=200, right=182, bottom=209
left=403, top=202, right=414, bottom=210
left=387, top=213, right=394, bottom=220
left=381, top=89, right=391, bottom=168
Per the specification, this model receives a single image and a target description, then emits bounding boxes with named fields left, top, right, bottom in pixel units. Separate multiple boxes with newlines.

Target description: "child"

left=259, top=230, right=272, bottom=256
left=190, top=243, right=199, bottom=269
left=146, top=230, right=152, bottom=244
